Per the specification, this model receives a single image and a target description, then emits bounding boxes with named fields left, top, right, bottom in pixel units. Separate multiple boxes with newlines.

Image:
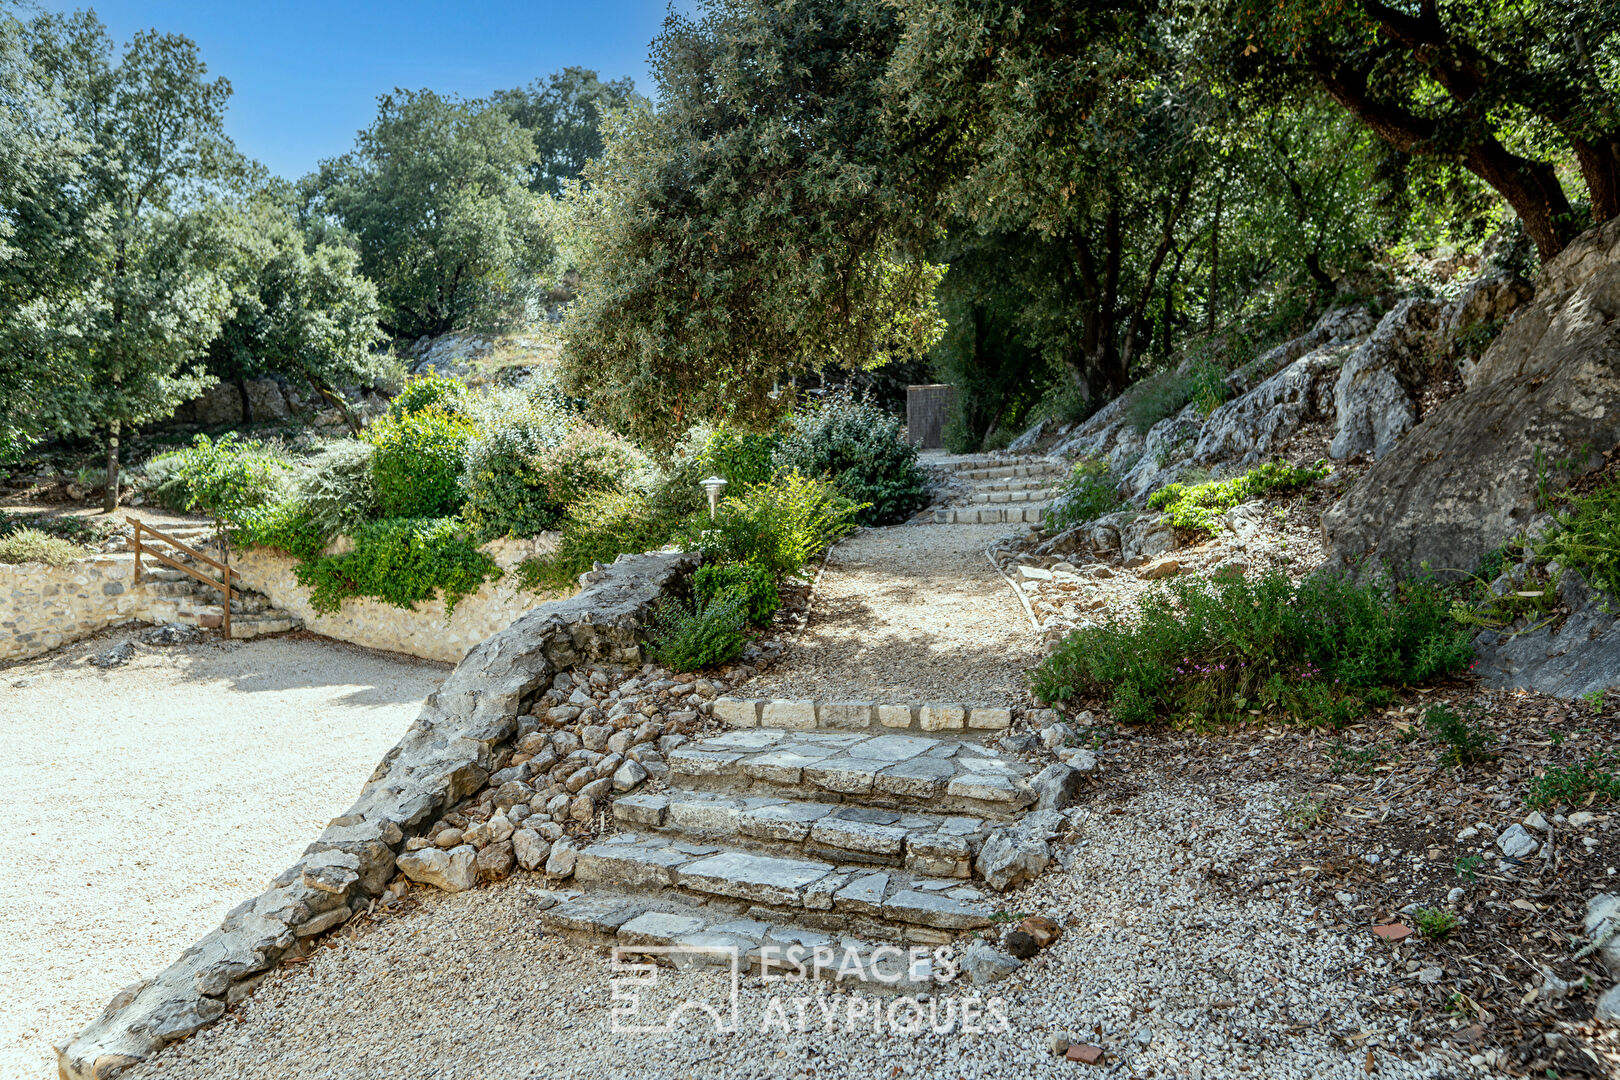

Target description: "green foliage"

left=1125, top=361, right=1229, bottom=435
left=491, top=67, right=644, bottom=197
left=1030, top=568, right=1475, bottom=727
left=289, top=440, right=378, bottom=539
left=0, top=527, right=86, bottom=566
left=1538, top=474, right=1620, bottom=600
left=693, top=561, right=781, bottom=627
left=306, top=88, right=552, bottom=338
left=139, top=434, right=291, bottom=522
left=0, top=511, right=121, bottom=546
left=461, top=394, right=642, bottom=540
left=233, top=498, right=326, bottom=562
left=364, top=408, right=476, bottom=519
left=1325, top=740, right=1388, bottom=776
left=1525, top=753, right=1620, bottom=811
left=1422, top=704, right=1498, bottom=768
left=698, top=427, right=780, bottom=490
left=695, top=473, right=863, bottom=581
left=773, top=395, right=930, bottom=527
left=295, top=517, right=501, bottom=616
left=646, top=593, right=748, bottom=672
left=390, top=370, right=470, bottom=420
left=1454, top=855, right=1485, bottom=881
left=559, top=0, right=945, bottom=447
left=1044, top=458, right=1126, bottom=531
left=516, top=486, right=683, bottom=592
left=1148, top=461, right=1329, bottom=536
left=1413, top=907, right=1460, bottom=941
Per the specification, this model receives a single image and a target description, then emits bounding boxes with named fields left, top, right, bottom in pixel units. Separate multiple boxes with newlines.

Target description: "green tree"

left=559, top=0, right=946, bottom=447
left=1208, top=0, right=1620, bottom=260
left=492, top=67, right=643, bottom=196
left=6, top=12, right=242, bottom=508
left=306, top=89, right=551, bottom=340
left=207, top=187, right=390, bottom=432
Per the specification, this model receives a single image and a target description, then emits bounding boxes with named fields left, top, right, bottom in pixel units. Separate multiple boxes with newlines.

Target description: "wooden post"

left=220, top=525, right=232, bottom=642
left=131, top=521, right=142, bottom=585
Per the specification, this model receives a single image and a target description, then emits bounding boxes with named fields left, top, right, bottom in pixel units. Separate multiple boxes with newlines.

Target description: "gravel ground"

left=0, top=630, right=446, bottom=1080
left=121, top=772, right=1479, bottom=1080
left=743, top=523, right=1041, bottom=706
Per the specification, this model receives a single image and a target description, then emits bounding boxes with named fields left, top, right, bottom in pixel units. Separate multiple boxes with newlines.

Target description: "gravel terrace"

left=742, top=522, right=1041, bottom=706
left=0, top=631, right=446, bottom=1080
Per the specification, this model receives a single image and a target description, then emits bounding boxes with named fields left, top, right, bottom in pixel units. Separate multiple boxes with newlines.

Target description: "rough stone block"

left=877, top=704, right=915, bottom=728
left=967, top=707, right=1012, bottom=730
left=712, top=698, right=764, bottom=727
left=918, top=704, right=966, bottom=732
left=762, top=699, right=818, bottom=729
left=819, top=701, right=875, bottom=730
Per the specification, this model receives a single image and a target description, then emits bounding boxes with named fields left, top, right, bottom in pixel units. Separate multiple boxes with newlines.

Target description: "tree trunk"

left=236, top=377, right=254, bottom=424
left=103, top=422, right=120, bottom=513
left=1160, top=244, right=1189, bottom=361
left=307, top=375, right=362, bottom=437
left=1304, top=251, right=1334, bottom=296
left=1206, top=183, right=1223, bottom=334
left=1572, top=135, right=1620, bottom=226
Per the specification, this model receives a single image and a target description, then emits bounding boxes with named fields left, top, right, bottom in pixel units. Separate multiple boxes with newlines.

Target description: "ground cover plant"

left=1147, top=460, right=1330, bottom=536
left=1044, top=457, right=1126, bottom=531
left=1031, top=567, right=1475, bottom=727
left=0, top=527, right=86, bottom=566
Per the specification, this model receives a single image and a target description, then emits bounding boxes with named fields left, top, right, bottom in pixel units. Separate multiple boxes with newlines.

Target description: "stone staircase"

left=133, top=529, right=302, bottom=639
left=541, top=695, right=1072, bottom=989
left=930, top=457, right=1068, bottom=525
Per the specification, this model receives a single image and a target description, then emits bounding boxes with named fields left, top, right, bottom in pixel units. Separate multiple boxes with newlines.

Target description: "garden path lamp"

left=702, top=476, right=728, bottom=520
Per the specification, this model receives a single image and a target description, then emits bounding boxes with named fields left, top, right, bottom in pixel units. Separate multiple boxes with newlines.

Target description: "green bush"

left=698, top=426, right=780, bottom=489
left=292, top=440, right=378, bottom=539
left=693, top=561, right=781, bottom=627
left=364, top=407, right=476, bottom=519
left=295, top=516, right=501, bottom=616
left=1030, top=567, right=1475, bottom=727
left=695, top=473, right=863, bottom=581
left=139, top=434, right=292, bottom=522
left=1125, top=360, right=1231, bottom=434
left=1538, top=474, right=1620, bottom=598
left=233, top=499, right=327, bottom=561
left=1044, top=458, right=1126, bottom=530
left=773, top=394, right=930, bottom=526
left=0, top=527, right=85, bottom=566
left=1423, top=704, right=1498, bottom=768
left=462, top=399, right=642, bottom=540
left=1525, top=752, right=1620, bottom=810
left=646, top=593, right=748, bottom=671
left=515, top=486, right=682, bottom=592
left=1148, top=461, right=1329, bottom=536
left=389, top=368, right=470, bottom=419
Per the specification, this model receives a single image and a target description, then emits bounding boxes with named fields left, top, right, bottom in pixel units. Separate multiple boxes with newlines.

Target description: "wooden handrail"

left=127, top=517, right=234, bottom=639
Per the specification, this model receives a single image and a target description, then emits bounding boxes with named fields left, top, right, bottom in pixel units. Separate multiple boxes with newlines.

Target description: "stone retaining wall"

left=0, top=556, right=141, bottom=662
left=220, top=535, right=565, bottom=664
left=57, top=550, right=697, bottom=1080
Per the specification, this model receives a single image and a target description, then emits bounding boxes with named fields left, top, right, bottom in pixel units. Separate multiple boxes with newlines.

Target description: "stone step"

left=932, top=506, right=1046, bottom=525
left=969, top=478, right=1054, bottom=493
left=951, top=462, right=1065, bottom=480
left=572, top=835, right=996, bottom=943
left=964, top=489, right=1054, bottom=505
left=612, top=790, right=990, bottom=879
left=665, top=727, right=1035, bottom=819
left=712, top=697, right=1011, bottom=735
left=538, top=892, right=944, bottom=992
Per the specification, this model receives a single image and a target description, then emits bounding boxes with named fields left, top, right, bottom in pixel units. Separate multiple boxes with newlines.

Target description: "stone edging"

left=710, top=696, right=1012, bottom=733
left=56, top=551, right=697, bottom=1080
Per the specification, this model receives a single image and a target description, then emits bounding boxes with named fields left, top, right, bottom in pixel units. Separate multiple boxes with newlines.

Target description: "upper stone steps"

left=712, top=696, right=1011, bottom=734
left=611, top=788, right=989, bottom=879
left=964, top=489, right=1053, bottom=505
left=665, top=727, right=1036, bottom=819
left=941, top=459, right=1065, bottom=480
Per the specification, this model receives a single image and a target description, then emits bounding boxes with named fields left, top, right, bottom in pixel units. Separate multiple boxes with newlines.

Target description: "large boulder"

left=1473, top=571, right=1620, bottom=699
left=1323, top=216, right=1620, bottom=578
left=1119, top=406, right=1202, bottom=500
left=1328, top=298, right=1441, bottom=460
left=1192, top=346, right=1346, bottom=468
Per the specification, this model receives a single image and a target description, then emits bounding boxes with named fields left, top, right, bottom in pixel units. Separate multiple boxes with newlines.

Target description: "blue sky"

left=45, top=1, right=685, bottom=180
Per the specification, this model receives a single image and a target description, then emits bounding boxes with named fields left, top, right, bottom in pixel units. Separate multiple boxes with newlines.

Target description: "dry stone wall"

left=229, top=535, right=564, bottom=663
left=56, top=550, right=696, bottom=1080
left=2, top=556, right=143, bottom=661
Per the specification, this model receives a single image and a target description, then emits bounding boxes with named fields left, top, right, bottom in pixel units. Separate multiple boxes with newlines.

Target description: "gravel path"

left=121, top=772, right=1471, bottom=1080
left=743, top=523, right=1040, bottom=705
left=0, top=631, right=446, bottom=1080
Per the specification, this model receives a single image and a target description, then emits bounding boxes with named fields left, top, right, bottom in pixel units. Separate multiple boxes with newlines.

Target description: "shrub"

left=1148, top=460, right=1330, bottom=536
left=695, top=473, right=863, bottom=581
left=295, top=516, right=501, bottom=616
left=1124, top=360, right=1232, bottom=435
left=364, top=407, right=476, bottom=519
left=693, top=561, right=781, bottom=627
left=515, top=486, right=681, bottom=592
left=233, top=499, right=327, bottom=561
left=293, top=440, right=378, bottom=539
left=1044, top=458, right=1126, bottom=531
left=773, top=393, right=930, bottom=526
left=389, top=368, right=470, bottom=419
left=698, top=426, right=780, bottom=489
left=0, top=512, right=121, bottom=546
left=646, top=593, right=748, bottom=671
left=1538, top=474, right=1620, bottom=599
left=1422, top=704, right=1498, bottom=767
left=1524, top=752, right=1620, bottom=810
left=0, top=527, right=85, bottom=566
left=139, top=434, right=291, bottom=522
left=462, top=401, right=642, bottom=540
left=1030, top=568, right=1475, bottom=727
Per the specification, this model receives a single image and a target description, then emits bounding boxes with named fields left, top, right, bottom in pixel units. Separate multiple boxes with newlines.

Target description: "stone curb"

left=711, top=697, right=1013, bottom=733
left=56, top=551, right=697, bottom=1080
left=932, top=506, right=1047, bottom=525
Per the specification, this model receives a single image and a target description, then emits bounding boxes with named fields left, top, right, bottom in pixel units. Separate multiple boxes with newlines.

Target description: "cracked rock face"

left=1324, top=216, right=1620, bottom=578
left=1327, top=297, right=1440, bottom=461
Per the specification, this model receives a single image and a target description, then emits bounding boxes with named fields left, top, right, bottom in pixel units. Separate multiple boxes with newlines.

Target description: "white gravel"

left=744, top=523, right=1041, bottom=705
left=121, top=772, right=1480, bottom=1080
left=0, top=630, right=446, bottom=1080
